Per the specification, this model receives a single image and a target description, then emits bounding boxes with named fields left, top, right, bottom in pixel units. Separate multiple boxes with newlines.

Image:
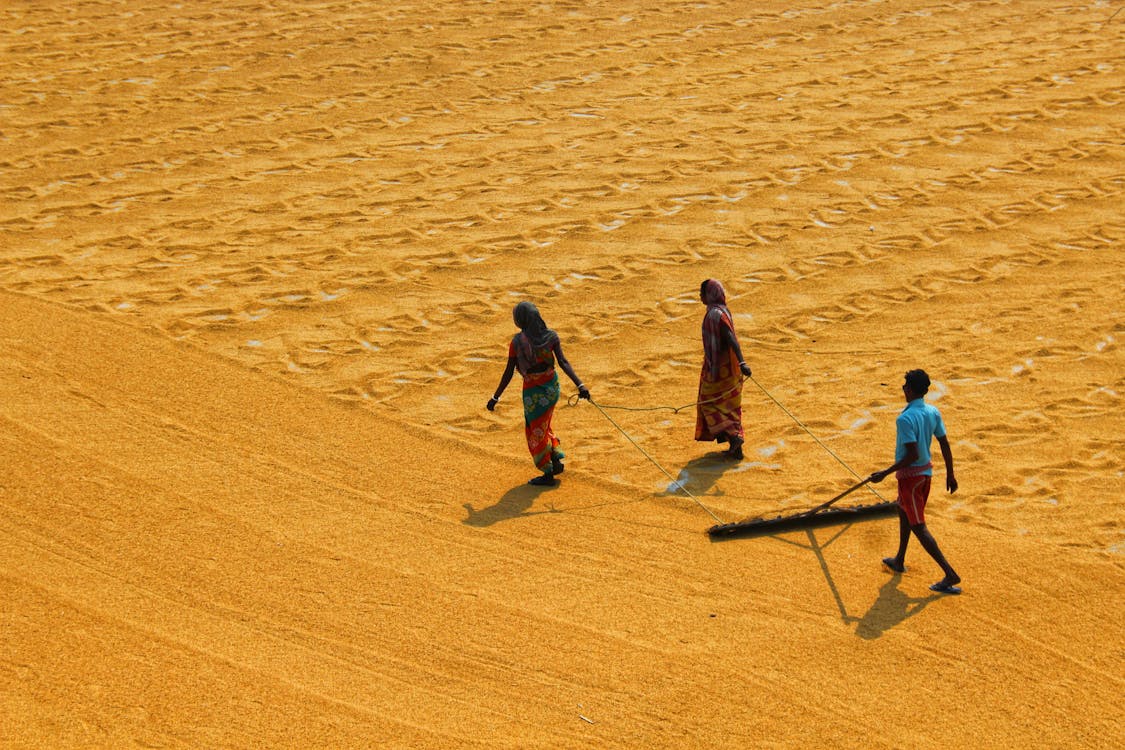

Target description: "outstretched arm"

left=553, top=340, right=590, bottom=399
left=487, top=357, right=517, bottom=410
left=937, top=435, right=957, bottom=493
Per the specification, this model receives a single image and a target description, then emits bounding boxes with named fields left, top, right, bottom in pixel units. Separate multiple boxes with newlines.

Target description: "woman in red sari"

left=696, top=279, right=752, bottom=459
left=488, top=302, right=590, bottom=485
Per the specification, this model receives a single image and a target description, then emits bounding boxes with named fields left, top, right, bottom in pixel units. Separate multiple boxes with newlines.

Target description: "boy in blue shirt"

left=869, top=369, right=962, bottom=594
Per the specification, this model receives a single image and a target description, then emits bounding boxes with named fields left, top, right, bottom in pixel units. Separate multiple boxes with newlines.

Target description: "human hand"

left=946, top=474, right=958, bottom=493
left=578, top=385, right=591, bottom=401
left=739, top=362, right=752, bottom=378
left=869, top=470, right=887, bottom=484
left=486, top=397, right=498, bottom=411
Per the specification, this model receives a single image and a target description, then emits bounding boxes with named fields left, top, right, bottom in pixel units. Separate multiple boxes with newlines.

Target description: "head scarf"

left=512, top=301, right=557, bottom=370
left=701, top=278, right=727, bottom=308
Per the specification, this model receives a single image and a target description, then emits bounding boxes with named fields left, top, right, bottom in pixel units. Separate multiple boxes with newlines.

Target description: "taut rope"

left=569, top=374, right=889, bottom=510
left=583, top=397, right=724, bottom=523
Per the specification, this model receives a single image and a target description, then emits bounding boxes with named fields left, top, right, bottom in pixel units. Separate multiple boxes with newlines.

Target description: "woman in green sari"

left=488, top=302, right=590, bottom=485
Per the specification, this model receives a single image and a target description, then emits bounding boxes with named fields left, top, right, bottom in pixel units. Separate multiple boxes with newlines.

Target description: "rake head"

left=708, top=501, right=899, bottom=539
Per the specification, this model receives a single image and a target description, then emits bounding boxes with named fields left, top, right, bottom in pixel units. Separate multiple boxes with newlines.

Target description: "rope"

left=585, top=398, right=724, bottom=523
left=567, top=374, right=888, bottom=508
left=747, top=376, right=888, bottom=503
left=566, top=377, right=746, bottom=413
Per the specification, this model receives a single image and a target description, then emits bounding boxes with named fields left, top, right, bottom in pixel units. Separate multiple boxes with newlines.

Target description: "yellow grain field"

left=2, top=1, right=1122, bottom=747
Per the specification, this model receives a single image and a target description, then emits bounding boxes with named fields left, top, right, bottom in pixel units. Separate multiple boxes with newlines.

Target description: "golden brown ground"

left=1, top=1, right=1123, bottom=747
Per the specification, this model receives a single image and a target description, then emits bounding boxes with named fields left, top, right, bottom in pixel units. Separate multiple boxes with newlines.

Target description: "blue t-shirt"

left=895, top=398, right=946, bottom=475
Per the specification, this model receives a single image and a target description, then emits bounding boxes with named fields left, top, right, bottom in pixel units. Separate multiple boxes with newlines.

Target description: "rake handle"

left=803, top=477, right=873, bottom=517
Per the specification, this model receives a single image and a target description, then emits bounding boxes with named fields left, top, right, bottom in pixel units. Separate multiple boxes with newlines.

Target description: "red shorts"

left=896, top=473, right=931, bottom=525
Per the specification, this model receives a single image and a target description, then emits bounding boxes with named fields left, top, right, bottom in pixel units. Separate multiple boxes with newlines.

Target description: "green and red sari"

left=509, top=334, right=564, bottom=473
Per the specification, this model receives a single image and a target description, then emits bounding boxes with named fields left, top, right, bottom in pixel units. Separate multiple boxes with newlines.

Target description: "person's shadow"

left=661, top=452, right=740, bottom=499
left=463, top=482, right=558, bottom=527
left=757, top=528, right=939, bottom=639
left=852, top=573, right=941, bottom=640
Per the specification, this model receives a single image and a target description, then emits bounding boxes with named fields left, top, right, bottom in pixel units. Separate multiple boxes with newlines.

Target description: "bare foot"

left=528, top=474, right=558, bottom=487
left=725, top=436, right=744, bottom=460
left=930, top=574, right=962, bottom=594
left=882, top=557, right=906, bottom=573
